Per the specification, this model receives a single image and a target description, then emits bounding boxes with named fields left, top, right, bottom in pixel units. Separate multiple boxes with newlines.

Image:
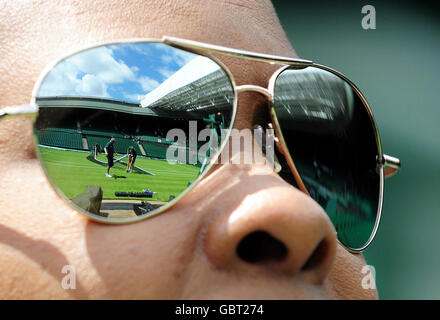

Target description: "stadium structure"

left=34, top=54, right=234, bottom=218
left=35, top=96, right=175, bottom=160
left=35, top=56, right=234, bottom=163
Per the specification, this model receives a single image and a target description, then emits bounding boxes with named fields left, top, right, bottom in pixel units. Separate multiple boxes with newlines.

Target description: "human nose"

left=201, top=163, right=338, bottom=284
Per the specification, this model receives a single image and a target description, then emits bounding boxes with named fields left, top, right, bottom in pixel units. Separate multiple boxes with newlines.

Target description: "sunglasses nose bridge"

left=235, top=85, right=272, bottom=100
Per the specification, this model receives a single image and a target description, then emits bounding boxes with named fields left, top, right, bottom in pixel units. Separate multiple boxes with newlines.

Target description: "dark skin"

left=0, top=0, right=377, bottom=299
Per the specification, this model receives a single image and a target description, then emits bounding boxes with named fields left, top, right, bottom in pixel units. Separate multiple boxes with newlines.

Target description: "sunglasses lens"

left=34, top=42, right=234, bottom=222
left=273, top=66, right=381, bottom=250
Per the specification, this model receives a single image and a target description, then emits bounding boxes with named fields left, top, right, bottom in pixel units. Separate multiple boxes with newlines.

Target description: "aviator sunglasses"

left=0, top=36, right=401, bottom=252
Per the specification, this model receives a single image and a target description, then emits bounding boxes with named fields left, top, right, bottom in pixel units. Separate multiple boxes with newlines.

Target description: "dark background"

left=272, top=0, right=440, bottom=299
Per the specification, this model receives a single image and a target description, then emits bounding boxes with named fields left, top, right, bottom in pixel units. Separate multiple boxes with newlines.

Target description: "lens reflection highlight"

left=34, top=42, right=234, bottom=221
left=273, top=66, right=380, bottom=250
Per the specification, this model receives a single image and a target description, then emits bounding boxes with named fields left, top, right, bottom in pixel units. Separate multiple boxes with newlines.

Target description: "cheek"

left=0, top=156, right=91, bottom=299
left=84, top=201, right=202, bottom=299
left=326, top=245, right=378, bottom=299
left=0, top=156, right=80, bottom=234
left=0, top=118, right=36, bottom=161
left=0, top=140, right=200, bottom=299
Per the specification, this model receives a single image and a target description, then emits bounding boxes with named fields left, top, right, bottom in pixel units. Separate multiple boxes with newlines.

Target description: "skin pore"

left=0, top=0, right=377, bottom=299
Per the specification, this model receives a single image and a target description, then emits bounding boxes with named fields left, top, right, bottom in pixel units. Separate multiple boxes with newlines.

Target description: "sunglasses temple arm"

left=0, top=104, right=39, bottom=121
left=163, top=36, right=313, bottom=66
left=381, top=154, right=401, bottom=178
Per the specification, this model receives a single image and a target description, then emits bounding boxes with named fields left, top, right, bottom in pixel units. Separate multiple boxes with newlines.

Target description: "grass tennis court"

left=38, top=147, right=200, bottom=202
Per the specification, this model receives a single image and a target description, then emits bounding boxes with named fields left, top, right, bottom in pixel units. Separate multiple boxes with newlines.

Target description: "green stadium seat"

left=87, top=135, right=142, bottom=155
left=35, top=129, right=84, bottom=150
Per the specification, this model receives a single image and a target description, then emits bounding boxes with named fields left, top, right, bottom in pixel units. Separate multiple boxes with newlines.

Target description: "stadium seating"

left=35, top=103, right=199, bottom=161
left=86, top=135, right=142, bottom=155
left=136, top=135, right=175, bottom=144
left=35, top=129, right=84, bottom=150
left=36, top=125, right=204, bottom=164
left=81, top=129, right=125, bottom=138
left=114, top=138, right=142, bottom=155
left=141, top=141, right=170, bottom=159
left=42, top=127, right=79, bottom=134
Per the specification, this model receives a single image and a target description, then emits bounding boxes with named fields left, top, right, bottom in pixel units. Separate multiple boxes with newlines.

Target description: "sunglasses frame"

left=0, top=36, right=401, bottom=253
left=164, top=36, right=400, bottom=253
left=268, top=64, right=384, bottom=253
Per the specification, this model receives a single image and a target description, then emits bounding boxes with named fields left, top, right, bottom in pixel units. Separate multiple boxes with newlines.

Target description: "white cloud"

left=38, top=46, right=136, bottom=98
left=138, top=76, right=160, bottom=92
left=154, top=43, right=196, bottom=67
left=70, top=47, right=136, bottom=84
left=38, top=60, right=79, bottom=96
left=79, top=74, right=109, bottom=97
left=38, top=43, right=199, bottom=101
left=122, top=92, right=142, bottom=102
left=111, top=43, right=151, bottom=57
left=157, top=67, right=175, bottom=79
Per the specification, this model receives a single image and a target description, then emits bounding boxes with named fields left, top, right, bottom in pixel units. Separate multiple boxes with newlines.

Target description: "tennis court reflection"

left=34, top=42, right=234, bottom=219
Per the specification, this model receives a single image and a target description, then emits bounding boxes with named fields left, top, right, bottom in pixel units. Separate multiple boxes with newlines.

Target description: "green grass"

left=38, top=147, right=200, bottom=202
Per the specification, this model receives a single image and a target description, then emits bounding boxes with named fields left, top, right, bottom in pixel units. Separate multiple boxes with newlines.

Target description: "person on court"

left=104, top=137, right=116, bottom=177
left=126, top=146, right=137, bottom=172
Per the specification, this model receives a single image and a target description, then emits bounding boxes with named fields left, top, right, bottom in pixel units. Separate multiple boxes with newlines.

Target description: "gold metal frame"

left=267, top=64, right=386, bottom=253
left=23, top=38, right=239, bottom=225
left=0, top=36, right=401, bottom=252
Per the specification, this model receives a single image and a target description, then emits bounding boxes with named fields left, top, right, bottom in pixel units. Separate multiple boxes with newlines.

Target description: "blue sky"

left=38, top=42, right=198, bottom=103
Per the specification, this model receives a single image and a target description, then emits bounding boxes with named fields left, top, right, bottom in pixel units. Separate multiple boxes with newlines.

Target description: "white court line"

left=41, top=148, right=197, bottom=176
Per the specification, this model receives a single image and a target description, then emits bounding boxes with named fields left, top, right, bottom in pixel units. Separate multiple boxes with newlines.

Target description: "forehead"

left=1, top=2, right=293, bottom=77
left=1, top=0, right=296, bottom=132
left=1, top=0, right=292, bottom=55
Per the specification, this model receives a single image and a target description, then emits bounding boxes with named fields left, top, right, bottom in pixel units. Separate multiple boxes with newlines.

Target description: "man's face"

left=111, top=138, right=115, bottom=144
left=0, top=0, right=377, bottom=299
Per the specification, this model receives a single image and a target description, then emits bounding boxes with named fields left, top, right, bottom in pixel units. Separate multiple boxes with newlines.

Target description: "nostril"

left=301, top=239, right=328, bottom=271
left=236, top=230, right=287, bottom=263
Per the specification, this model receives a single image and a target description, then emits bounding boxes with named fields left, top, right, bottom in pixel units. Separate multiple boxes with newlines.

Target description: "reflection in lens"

left=34, top=42, right=234, bottom=221
left=273, top=67, right=380, bottom=250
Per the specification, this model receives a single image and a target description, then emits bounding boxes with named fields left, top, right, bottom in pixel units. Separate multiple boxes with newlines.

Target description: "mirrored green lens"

left=34, top=42, right=234, bottom=222
left=273, top=66, right=381, bottom=250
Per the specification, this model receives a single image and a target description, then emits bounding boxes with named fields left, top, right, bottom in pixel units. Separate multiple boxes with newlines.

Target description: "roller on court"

left=93, top=147, right=155, bottom=176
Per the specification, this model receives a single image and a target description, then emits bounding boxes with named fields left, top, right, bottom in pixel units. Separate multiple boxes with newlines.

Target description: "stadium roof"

left=274, top=68, right=354, bottom=134
left=36, top=96, right=161, bottom=116
left=37, top=54, right=236, bottom=120
left=139, top=56, right=234, bottom=118
left=140, top=55, right=220, bottom=107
